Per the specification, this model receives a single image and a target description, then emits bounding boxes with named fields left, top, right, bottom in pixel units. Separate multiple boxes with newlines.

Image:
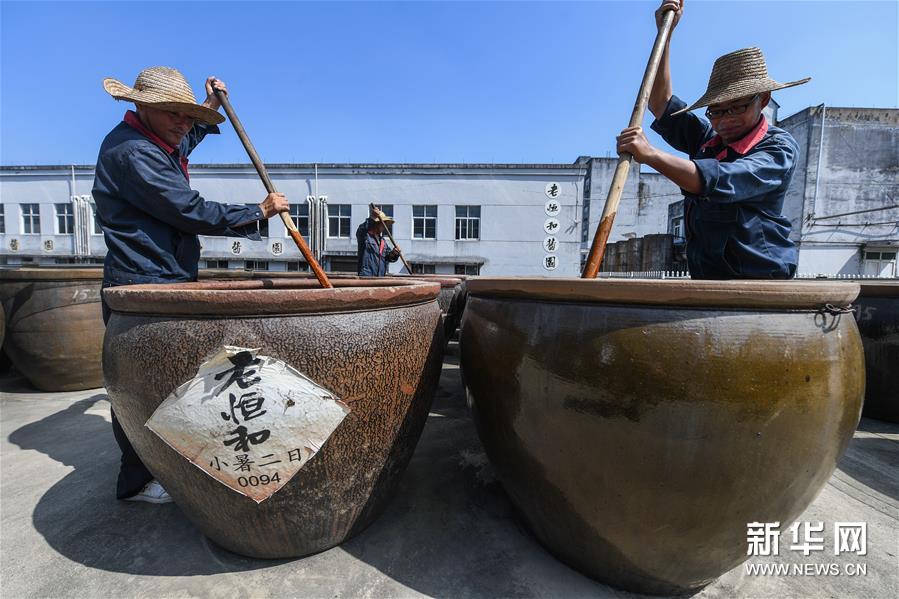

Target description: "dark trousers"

left=102, top=278, right=154, bottom=499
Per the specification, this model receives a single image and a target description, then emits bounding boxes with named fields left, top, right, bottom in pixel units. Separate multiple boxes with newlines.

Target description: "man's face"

left=136, top=105, right=195, bottom=147
left=706, top=92, right=770, bottom=144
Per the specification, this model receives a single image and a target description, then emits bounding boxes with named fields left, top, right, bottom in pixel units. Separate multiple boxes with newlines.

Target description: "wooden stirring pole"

left=581, top=10, right=676, bottom=279
left=213, top=86, right=332, bottom=289
left=369, top=203, right=413, bottom=274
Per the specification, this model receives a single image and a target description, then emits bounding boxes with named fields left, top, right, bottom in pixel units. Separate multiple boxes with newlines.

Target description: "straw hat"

left=370, top=206, right=395, bottom=224
left=672, top=47, right=810, bottom=115
left=103, top=66, right=225, bottom=125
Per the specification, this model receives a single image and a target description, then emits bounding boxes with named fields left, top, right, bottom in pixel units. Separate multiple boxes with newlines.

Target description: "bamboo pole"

left=213, top=87, right=332, bottom=288
left=582, top=10, right=676, bottom=278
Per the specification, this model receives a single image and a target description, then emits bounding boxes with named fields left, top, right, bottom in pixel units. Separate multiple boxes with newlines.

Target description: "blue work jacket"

left=651, top=95, right=798, bottom=279
left=356, top=220, right=399, bottom=276
left=92, top=111, right=261, bottom=284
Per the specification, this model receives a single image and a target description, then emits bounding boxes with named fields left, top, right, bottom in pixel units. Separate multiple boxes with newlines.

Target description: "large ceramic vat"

left=103, top=278, right=444, bottom=558
left=0, top=268, right=104, bottom=391
left=856, top=280, right=899, bottom=422
left=250, top=271, right=468, bottom=341
left=460, top=278, right=864, bottom=595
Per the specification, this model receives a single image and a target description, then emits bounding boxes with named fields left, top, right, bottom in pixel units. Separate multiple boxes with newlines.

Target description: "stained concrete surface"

left=1, top=344, right=897, bottom=598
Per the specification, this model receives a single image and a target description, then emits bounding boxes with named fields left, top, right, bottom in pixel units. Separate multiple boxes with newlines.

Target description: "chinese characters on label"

left=545, top=182, right=561, bottom=199
left=9, top=239, right=19, bottom=252
left=43, top=240, right=54, bottom=252
left=543, top=218, right=560, bottom=235
left=543, top=255, right=558, bottom=271
left=270, top=241, right=283, bottom=256
left=544, top=199, right=560, bottom=217
left=543, top=236, right=558, bottom=253
left=231, top=240, right=242, bottom=255
left=747, top=522, right=867, bottom=557
left=146, top=346, right=350, bottom=503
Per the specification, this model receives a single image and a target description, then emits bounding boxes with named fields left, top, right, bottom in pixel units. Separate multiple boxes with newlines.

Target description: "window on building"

left=204, top=260, right=230, bottom=269
left=244, top=260, right=269, bottom=271
left=289, top=203, right=310, bottom=237
left=863, top=251, right=897, bottom=278
left=411, top=263, right=436, bottom=274
left=377, top=204, right=394, bottom=234
left=454, top=264, right=480, bottom=275
left=55, top=257, right=79, bottom=265
left=670, top=216, right=684, bottom=240
left=287, top=261, right=309, bottom=272
left=413, top=205, right=437, bottom=239
left=22, top=203, right=40, bottom=234
left=328, top=204, right=351, bottom=238
left=90, top=203, right=103, bottom=235
left=0, top=204, right=5, bottom=234
left=245, top=204, right=268, bottom=237
left=455, top=205, right=480, bottom=240
left=55, top=203, right=74, bottom=234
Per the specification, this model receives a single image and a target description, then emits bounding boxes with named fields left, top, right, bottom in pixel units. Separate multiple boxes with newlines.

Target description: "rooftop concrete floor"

left=1, top=344, right=897, bottom=598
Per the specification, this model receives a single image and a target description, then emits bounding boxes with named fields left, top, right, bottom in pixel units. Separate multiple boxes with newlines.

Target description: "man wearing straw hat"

left=357, top=205, right=401, bottom=276
left=616, top=0, right=810, bottom=279
left=93, top=66, right=289, bottom=503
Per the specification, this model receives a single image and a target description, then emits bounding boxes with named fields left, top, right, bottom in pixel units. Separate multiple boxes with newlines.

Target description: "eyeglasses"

left=705, top=94, right=760, bottom=119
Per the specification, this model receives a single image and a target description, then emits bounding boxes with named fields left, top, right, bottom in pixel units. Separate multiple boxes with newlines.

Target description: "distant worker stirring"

left=357, top=206, right=401, bottom=276
left=616, top=0, right=810, bottom=279
left=92, top=66, right=289, bottom=503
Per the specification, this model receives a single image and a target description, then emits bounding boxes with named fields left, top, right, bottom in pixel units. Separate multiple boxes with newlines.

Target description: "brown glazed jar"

left=855, top=280, right=899, bottom=422
left=103, top=278, right=444, bottom=558
left=250, top=272, right=468, bottom=341
left=460, top=277, right=864, bottom=596
left=0, top=267, right=104, bottom=391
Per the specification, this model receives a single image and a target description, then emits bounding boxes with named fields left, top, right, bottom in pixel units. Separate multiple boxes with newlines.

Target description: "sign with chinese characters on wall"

left=147, top=346, right=350, bottom=503
left=543, top=190, right=561, bottom=271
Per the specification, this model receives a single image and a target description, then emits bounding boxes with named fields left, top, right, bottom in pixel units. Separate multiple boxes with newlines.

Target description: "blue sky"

left=1, top=0, right=896, bottom=166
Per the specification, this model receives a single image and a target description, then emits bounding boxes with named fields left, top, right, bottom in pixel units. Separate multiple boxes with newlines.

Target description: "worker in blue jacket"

left=616, top=0, right=810, bottom=279
left=93, top=66, right=289, bottom=504
left=357, top=206, right=401, bottom=276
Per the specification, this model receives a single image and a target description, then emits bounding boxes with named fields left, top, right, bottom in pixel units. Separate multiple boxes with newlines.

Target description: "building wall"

left=0, top=163, right=586, bottom=276
left=780, top=106, right=899, bottom=275
left=2, top=105, right=895, bottom=278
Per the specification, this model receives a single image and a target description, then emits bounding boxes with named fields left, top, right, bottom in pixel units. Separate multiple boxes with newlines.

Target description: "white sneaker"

left=124, top=480, right=173, bottom=504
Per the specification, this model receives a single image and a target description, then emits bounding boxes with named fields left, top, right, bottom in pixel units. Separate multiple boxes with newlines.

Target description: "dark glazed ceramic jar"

left=460, top=277, right=864, bottom=596
left=855, top=280, right=899, bottom=422
left=250, top=272, right=468, bottom=341
left=103, top=278, right=444, bottom=558
left=0, top=268, right=104, bottom=391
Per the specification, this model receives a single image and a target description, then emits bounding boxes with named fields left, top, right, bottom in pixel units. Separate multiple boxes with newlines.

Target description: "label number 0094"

left=238, top=473, right=281, bottom=487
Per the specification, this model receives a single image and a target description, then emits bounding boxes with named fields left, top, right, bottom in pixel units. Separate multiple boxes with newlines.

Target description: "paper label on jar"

left=146, top=346, right=349, bottom=503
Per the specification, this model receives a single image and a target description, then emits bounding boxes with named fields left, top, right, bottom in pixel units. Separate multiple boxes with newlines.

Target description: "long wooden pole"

left=369, top=203, right=413, bottom=274
left=581, top=11, right=675, bottom=279
left=212, top=87, right=332, bottom=288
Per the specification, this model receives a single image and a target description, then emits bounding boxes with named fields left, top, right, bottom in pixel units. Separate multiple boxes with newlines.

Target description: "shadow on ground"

left=837, top=417, right=899, bottom=501
left=7, top=394, right=282, bottom=576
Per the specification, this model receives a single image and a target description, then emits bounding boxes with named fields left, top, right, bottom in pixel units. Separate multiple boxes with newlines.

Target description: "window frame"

left=55, top=203, right=75, bottom=235
left=412, top=205, right=438, bottom=240
left=288, top=203, right=310, bottom=238
left=327, top=204, right=352, bottom=239
left=21, top=203, right=41, bottom=235
left=454, top=205, right=481, bottom=241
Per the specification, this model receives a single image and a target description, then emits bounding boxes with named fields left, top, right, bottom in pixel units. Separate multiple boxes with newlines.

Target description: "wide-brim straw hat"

left=672, top=47, right=810, bottom=116
left=371, top=213, right=396, bottom=225
left=103, top=66, right=225, bottom=125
